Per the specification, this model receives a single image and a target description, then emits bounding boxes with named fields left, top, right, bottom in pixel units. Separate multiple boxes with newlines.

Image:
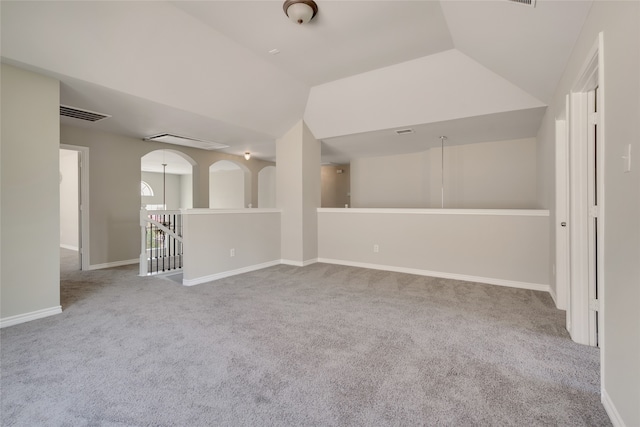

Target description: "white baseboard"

left=60, top=244, right=79, bottom=251
left=602, top=388, right=625, bottom=427
left=87, top=259, right=138, bottom=271
left=183, top=260, right=281, bottom=286
left=280, top=258, right=318, bottom=267
left=317, top=258, right=550, bottom=293
left=549, top=286, right=559, bottom=307
left=1, top=306, right=62, bottom=328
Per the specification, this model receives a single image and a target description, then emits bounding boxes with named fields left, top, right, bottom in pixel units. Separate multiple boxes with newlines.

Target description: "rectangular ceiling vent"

left=395, top=128, right=414, bottom=135
left=143, top=133, right=230, bottom=151
left=507, top=0, right=536, bottom=7
left=60, top=105, right=111, bottom=122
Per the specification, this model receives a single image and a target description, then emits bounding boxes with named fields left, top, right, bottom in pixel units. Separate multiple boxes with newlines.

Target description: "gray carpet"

left=1, top=249, right=610, bottom=426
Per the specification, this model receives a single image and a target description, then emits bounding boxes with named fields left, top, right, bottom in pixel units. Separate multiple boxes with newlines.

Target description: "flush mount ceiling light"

left=283, top=0, right=318, bottom=25
left=143, top=133, right=229, bottom=151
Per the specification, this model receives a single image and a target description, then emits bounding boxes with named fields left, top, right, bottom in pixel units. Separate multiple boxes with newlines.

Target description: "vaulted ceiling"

left=0, top=1, right=593, bottom=163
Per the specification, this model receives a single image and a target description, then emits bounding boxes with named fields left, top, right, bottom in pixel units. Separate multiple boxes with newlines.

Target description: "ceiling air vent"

left=143, top=133, right=230, bottom=151
left=395, top=128, right=414, bottom=135
left=507, top=0, right=536, bottom=7
left=60, top=105, right=111, bottom=122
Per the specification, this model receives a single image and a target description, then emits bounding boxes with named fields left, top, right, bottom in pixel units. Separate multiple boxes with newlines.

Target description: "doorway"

left=59, top=144, right=90, bottom=270
left=558, top=33, right=605, bottom=348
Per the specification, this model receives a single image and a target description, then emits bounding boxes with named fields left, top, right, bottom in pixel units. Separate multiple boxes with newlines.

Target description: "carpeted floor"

left=1, top=249, right=611, bottom=426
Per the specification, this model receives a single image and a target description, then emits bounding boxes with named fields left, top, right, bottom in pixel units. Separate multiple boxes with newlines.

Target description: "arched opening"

left=258, top=165, right=276, bottom=208
left=141, top=149, right=195, bottom=210
left=209, top=160, right=251, bottom=208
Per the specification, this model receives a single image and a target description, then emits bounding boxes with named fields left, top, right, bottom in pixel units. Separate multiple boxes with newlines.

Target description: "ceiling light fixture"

left=283, top=0, right=318, bottom=25
left=244, top=152, right=251, bottom=160
left=143, top=133, right=229, bottom=151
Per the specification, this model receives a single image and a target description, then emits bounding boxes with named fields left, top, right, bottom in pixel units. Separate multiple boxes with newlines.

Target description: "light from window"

left=141, top=181, right=154, bottom=196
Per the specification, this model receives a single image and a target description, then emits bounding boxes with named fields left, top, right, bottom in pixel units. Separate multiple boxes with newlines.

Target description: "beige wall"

left=321, top=165, right=350, bottom=208
left=1, top=64, right=61, bottom=320
left=276, top=120, right=320, bottom=264
left=60, top=125, right=274, bottom=266
left=258, top=166, right=276, bottom=208
left=351, top=138, right=536, bottom=209
left=318, top=209, right=549, bottom=288
left=182, top=210, right=281, bottom=283
left=209, top=168, right=245, bottom=209
left=352, top=151, right=430, bottom=208
left=536, top=2, right=640, bottom=424
left=141, top=171, right=183, bottom=210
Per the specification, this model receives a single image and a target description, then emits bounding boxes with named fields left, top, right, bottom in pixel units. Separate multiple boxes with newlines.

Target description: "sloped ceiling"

left=0, top=1, right=593, bottom=163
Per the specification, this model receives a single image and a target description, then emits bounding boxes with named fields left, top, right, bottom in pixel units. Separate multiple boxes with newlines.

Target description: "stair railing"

left=139, top=209, right=183, bottom=276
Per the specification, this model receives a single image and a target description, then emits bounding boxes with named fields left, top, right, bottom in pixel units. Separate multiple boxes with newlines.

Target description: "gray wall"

left=351, top=138, right=537, bottom=209
left=141, top=171, right=183, bottom=210
left=536, top=2, right=640, bottom=424
left=1, top=64, right=61, bottom=320
left=182, top=211, right=281, bottom=283
left=276, top=120, right=320, bottom=264
left=318, top=210, right=549, bottom=288
left=60, top=124, right=274, bottom=267
left=321, top=165, right=350, bottom=208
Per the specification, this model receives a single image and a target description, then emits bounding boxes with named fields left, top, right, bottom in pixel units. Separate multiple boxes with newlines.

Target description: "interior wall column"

left=276, top=120, right=321, bottom=265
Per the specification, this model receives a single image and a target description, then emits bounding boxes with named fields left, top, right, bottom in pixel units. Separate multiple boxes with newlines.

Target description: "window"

left=141, top=181, right=154, bottom=197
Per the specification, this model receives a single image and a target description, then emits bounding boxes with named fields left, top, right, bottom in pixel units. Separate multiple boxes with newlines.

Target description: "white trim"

left=60, top=144, right=90, bottom=271
left=183, top=260, right=281, bottom=286
left=596, top=30, right=606, bottom=402
left=601, top=388, right=625, bottom=427
left=318, top=208, right=549, bottom=217
left=60, top=244, right=79, bottom=251
left=280, top=258, right=318, bottom=267
left=0, top=306, right=62, bottom=328
left=317, top=258, right=550, bottom=293
left=568, top=90, right=591, bottom=346
left=86, top=258, right=138, bottom=270
left=548, top=285, right=558, bottom=308
left=182, top=208, right=281, bottom=215
left=554, top=117, right=569, bottom=311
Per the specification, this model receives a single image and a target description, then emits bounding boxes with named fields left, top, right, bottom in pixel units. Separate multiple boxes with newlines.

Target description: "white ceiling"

left=1, top=0, right=594, bottom=163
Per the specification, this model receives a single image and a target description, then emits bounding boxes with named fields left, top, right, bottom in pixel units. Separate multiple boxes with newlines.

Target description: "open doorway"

left=59, top=145, right=89, bottom=271
left=141, top=149, right=194, bottom=210
left=558, top=33, right=605, bottom=349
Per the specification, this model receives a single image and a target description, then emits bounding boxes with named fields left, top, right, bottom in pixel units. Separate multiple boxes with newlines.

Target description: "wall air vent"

left=395, top=128, right=415, bottom=135
left=143, top=133, right=229, bottom=151
left=507, top=0, right=536, bottom=7
left=60, top=105, right=111, bottom=122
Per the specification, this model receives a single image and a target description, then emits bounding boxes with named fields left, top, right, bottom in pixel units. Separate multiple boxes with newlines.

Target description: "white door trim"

left=568, top=90, right=591, bottom=345
left=60, top=144, right=90, bottom=271
left=554, top=117, right=569, bottom=312
left=566, top=32, right=606, bottom=387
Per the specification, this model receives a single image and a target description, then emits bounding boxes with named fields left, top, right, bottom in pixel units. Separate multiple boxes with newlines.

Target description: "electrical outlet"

left=230, top=248, right=235, bottom=257
left=373, top=244, right=379, bottom=253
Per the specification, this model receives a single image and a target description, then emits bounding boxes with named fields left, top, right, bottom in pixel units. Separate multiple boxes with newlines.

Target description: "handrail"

left=144, top=218, right=183, bottom=241
left=139, top=209, right=184, bottom=276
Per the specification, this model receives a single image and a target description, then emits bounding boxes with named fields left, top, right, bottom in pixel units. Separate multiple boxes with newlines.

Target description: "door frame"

left=60, top=144, right=90, bottom=271
left=564, top=32, right=605, bottom=351
left=554, top=116, right=569, bottom=313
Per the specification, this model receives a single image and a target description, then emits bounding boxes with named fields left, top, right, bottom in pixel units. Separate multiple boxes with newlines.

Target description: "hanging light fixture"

left=283, top=0, right=318, bottom=25
left=244, top=152, right=251, bottom=160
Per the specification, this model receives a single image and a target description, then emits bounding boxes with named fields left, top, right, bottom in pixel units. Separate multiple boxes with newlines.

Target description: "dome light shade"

left=283, top=0, right=318, bottom=25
